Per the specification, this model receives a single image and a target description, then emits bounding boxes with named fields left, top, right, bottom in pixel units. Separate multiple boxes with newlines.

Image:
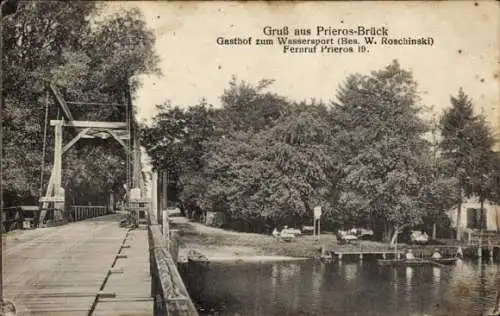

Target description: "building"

left=448, top=197, right=500, bottom=232
left=447, top=104, right=500, bottom=233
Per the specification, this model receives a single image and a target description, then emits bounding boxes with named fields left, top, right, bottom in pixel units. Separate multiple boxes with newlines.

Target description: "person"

left=272, top=227, right=280, bottom=238
left=431, top=248, right=442, bottom=259
left=456, top=246, right=464, bottom=258
left=406, top=249, right=415, bottom=260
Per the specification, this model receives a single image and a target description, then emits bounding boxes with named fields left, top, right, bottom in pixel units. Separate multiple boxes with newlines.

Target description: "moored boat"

left=377, top=257, right=458, bottom=267
left=485, top=292, right=500, bottom=316
left=430, top=257, right=458, bottom=265
left=377, top=258, right=425, bottom=266
left=187, top=250, right=210, bottom=267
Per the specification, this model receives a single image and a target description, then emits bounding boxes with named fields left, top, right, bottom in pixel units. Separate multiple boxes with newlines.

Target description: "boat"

left=430, top=257, right=458, bottom=265
left=187, top=250, right=209, bottom=268
left=320, top=254, right=334, bottom=263
left=486, top=292, right=500, bottom=316
left=315, top=247, right=335, bottom=263
left=377, top=258, right=426, bottom=266
left=486, top=310, right=500, bottom=316
left=377, top=257, right=458, bottom=267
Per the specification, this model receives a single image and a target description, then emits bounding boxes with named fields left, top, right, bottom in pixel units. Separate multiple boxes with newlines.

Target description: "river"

left=180, top=258, right=499, bottom=316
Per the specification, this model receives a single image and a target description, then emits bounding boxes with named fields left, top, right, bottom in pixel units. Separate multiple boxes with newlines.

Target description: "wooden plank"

left=93, top=229, right=153, bottom=315
left=4, top=214, right=130, bottom=315
left=162, top=210, right=170, bottom=251
left=81, top=129, right=130, bottom=140
left=104, top=128, right=129, bottom=150
left=49, top=84, right=75, bottom=121
left=53, top=120, right=63, bottom=197
left=39, top=156, right=56, bottom=223
left=39, top=196, right=64, bottom=203
left=50, top=120, right=127, bottom=129
left=62, top=127, right=91, bottom=153
left=150, top=225, right=198, bottom=315
left=150, top=172, right=158, bottom=225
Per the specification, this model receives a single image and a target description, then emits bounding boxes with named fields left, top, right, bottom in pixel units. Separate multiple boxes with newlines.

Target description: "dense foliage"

left=5, top=2, right=497, bottom=242
left=2, top=2, right=159, bottom=206
left=332, top=61, right=459, bottom=243
left=141, top=60, right=499, bottom=241
left=439, top=89, right=500, bottom=238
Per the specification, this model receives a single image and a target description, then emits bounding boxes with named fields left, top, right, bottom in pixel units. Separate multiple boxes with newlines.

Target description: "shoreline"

left=171, top=215, right=465, bottom=264
left=181, top=255, right=310, bottom=264
left=171, top=215, right=391, bottom=263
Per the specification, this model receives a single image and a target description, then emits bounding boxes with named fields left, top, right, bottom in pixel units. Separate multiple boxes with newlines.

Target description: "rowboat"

left=431, top=257, right=458, bottom=265
left=187, top=250, right=209, bottom=268
left=486, top=310, right=500, bottom=316
left=377, top=257, right=458, bottom=266
left=485, top=291, right=500, bottom=316
left=320, top=254, right=334, bottom=263
left=377, top=258, right=426, bottom=266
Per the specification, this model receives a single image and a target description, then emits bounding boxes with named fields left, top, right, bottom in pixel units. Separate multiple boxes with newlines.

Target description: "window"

left=466, top=208, right=486, bottom=229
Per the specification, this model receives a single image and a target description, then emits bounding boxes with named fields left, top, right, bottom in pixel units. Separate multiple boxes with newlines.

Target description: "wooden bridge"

left=2, top=209, right=198, bottom=316
left=1, top=83, right=199, bottom=315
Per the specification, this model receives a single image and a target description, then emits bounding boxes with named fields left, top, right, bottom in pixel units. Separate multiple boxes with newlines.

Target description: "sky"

left=106, top=1, right=499, bottom=134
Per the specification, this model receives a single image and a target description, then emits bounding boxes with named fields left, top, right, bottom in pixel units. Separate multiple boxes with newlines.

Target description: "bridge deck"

left=3, top=214, right=153, bottom=316
left=92, top=227, right=153, bottom=316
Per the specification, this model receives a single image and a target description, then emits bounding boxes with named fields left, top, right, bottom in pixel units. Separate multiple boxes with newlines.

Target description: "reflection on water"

left=406, top=267, right=413, bottom=303
left=432, top=267, right=441, bottom=284
left=180, top=259, right=500, bottom=316
left=343, top=262, right=358, bottom=283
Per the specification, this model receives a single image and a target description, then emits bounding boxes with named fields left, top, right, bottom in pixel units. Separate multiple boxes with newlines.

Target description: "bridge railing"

left=148, top=216, right=198, bottom=316
left=70, top=205, right=109, bottom=221
left=2, top=205, right=40, bottom=231
left=2, top=206, right=23, bottom=232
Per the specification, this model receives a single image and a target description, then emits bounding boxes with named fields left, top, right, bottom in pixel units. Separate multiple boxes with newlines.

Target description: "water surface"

left=181, top=258, right=500, bottom=316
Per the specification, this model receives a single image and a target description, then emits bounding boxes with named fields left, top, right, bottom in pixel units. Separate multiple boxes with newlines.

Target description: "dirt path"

left=171, top=216, right=318, bottom=262
left=170, top=216, right=394, bottom=262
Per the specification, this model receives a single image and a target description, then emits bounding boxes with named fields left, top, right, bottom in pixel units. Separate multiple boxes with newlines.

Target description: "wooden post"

left=162, top=172, right=168, bottom=210
left=156, top=173, right=162, bottom=223
left=53, top=121, right=64, bottom=220
left=39, top=166, right=55, bottom=225
left=170, top=230, right=180, bottom=263
left=162, top=210, right=170, bottom=251
left=432, top=223, right=437, bottom=239
left=318, top=218, right=321, bottom=241
left=53, top=121, right=62, bottom=192
left=151, top=172, right=158, bottom=224
left=313, top=218, right=316, bottom=239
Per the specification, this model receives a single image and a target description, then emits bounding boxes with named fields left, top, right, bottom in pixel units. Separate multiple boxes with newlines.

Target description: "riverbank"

left=170, top=215, right=394, bottom=262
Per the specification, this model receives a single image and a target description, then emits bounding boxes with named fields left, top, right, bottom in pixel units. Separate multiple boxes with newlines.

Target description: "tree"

left=419, top=115, right=459, bottom=237
left=140, top=99, right=222, bottom=209
left=141, top=79, right=342, bottom=232
left=2, top=2, right=98, bottom=203
left=219, top=77, right=289, bottom=133
left=439, top=89, right=498, bottom=238
left=199, top=102, right=337, bottom=230
left=465, top=116, right=498, bottom=231
left=333, top=60, right=437, bottom=244
left=2, top=2, right=159, bottom=206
